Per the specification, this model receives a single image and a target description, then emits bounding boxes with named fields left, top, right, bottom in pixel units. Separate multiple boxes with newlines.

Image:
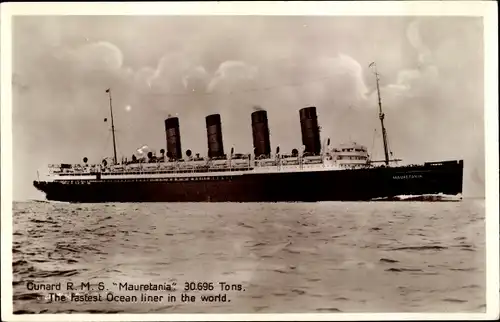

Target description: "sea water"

left=12, top=200, right=486, bottom=313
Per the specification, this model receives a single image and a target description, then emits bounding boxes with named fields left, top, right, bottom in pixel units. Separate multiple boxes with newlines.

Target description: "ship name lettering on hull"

left=393, top=174, right=423, bottom=180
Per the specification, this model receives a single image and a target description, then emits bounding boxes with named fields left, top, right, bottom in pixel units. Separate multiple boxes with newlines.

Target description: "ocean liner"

left=33, top=63, right=464, bottom=202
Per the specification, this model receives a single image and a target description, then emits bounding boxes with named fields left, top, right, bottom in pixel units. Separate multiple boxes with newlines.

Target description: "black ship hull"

left=33, top=160, right=464, bottom=203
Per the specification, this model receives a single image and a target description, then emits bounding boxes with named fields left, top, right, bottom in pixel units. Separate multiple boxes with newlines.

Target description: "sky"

left=12, top=15, right=484, bottom=200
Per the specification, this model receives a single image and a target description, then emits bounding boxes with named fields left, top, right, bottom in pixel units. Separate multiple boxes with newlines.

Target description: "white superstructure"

left=40, top=142, right=373, bottom=183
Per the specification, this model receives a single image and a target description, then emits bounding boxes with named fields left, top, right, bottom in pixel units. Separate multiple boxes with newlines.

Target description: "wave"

left=28, top=199, right=70, bottom=204
left=389, top=245, right=448, bottom=251
left=12, top=200, right=485, bottom=313
left=371, top=193, right=463, bottom=202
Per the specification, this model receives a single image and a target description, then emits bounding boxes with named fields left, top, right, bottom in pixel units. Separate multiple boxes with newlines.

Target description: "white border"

left=1, top=1, right=498, bottom=321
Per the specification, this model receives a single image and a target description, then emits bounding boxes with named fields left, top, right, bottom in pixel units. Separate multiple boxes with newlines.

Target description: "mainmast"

left=369, top=62, right=390, bottom=166
left=106, top=88, right=118, bottom=165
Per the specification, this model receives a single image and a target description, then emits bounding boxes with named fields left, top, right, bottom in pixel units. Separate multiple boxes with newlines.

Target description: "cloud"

left=134, top=67, right=156, bottom=91
left=317, top=53, right=370, bottom=102
left=54, top=41, right=124, bottom=71
left=133, top=57, right=259, bottom=96
left=21, top=36, right=371, bottom=122
left=182, top=66, right=209, bottom=90
left=207, top=61, right=258, bottom=93
left=76, top=41, right=124, bottom=71
left=133, top=52, right=210, bottom=94
left=126, top=47, right=369, bottom=115
left=406, top=20, right=432, bottom=65
left=369, top=19, right=442, bottom=108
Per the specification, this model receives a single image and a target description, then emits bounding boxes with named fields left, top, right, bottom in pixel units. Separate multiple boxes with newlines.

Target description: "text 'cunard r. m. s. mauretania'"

left=33, top=63, right=464, bottom=203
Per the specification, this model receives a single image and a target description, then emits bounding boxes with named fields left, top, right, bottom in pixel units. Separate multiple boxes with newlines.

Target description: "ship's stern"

left=33, top=180, right=47, bottom=194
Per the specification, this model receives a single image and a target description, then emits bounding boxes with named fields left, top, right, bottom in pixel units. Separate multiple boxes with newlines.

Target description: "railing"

left=48, top=153, right=387, bottom=177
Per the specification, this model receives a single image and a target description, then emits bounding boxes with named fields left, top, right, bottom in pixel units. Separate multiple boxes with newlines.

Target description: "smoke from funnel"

left=135, top=145, right=154, bottom=159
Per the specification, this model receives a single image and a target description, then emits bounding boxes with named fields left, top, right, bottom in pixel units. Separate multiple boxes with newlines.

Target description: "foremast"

left=106, top=88, right=118, bottom=165
left=369, top=62, right=390, bottom=166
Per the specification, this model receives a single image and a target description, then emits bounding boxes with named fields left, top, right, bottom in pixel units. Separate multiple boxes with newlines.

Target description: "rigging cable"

left=370, top=128, right=377, bottom=161
left=100, top=130, right=112, bottom=162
